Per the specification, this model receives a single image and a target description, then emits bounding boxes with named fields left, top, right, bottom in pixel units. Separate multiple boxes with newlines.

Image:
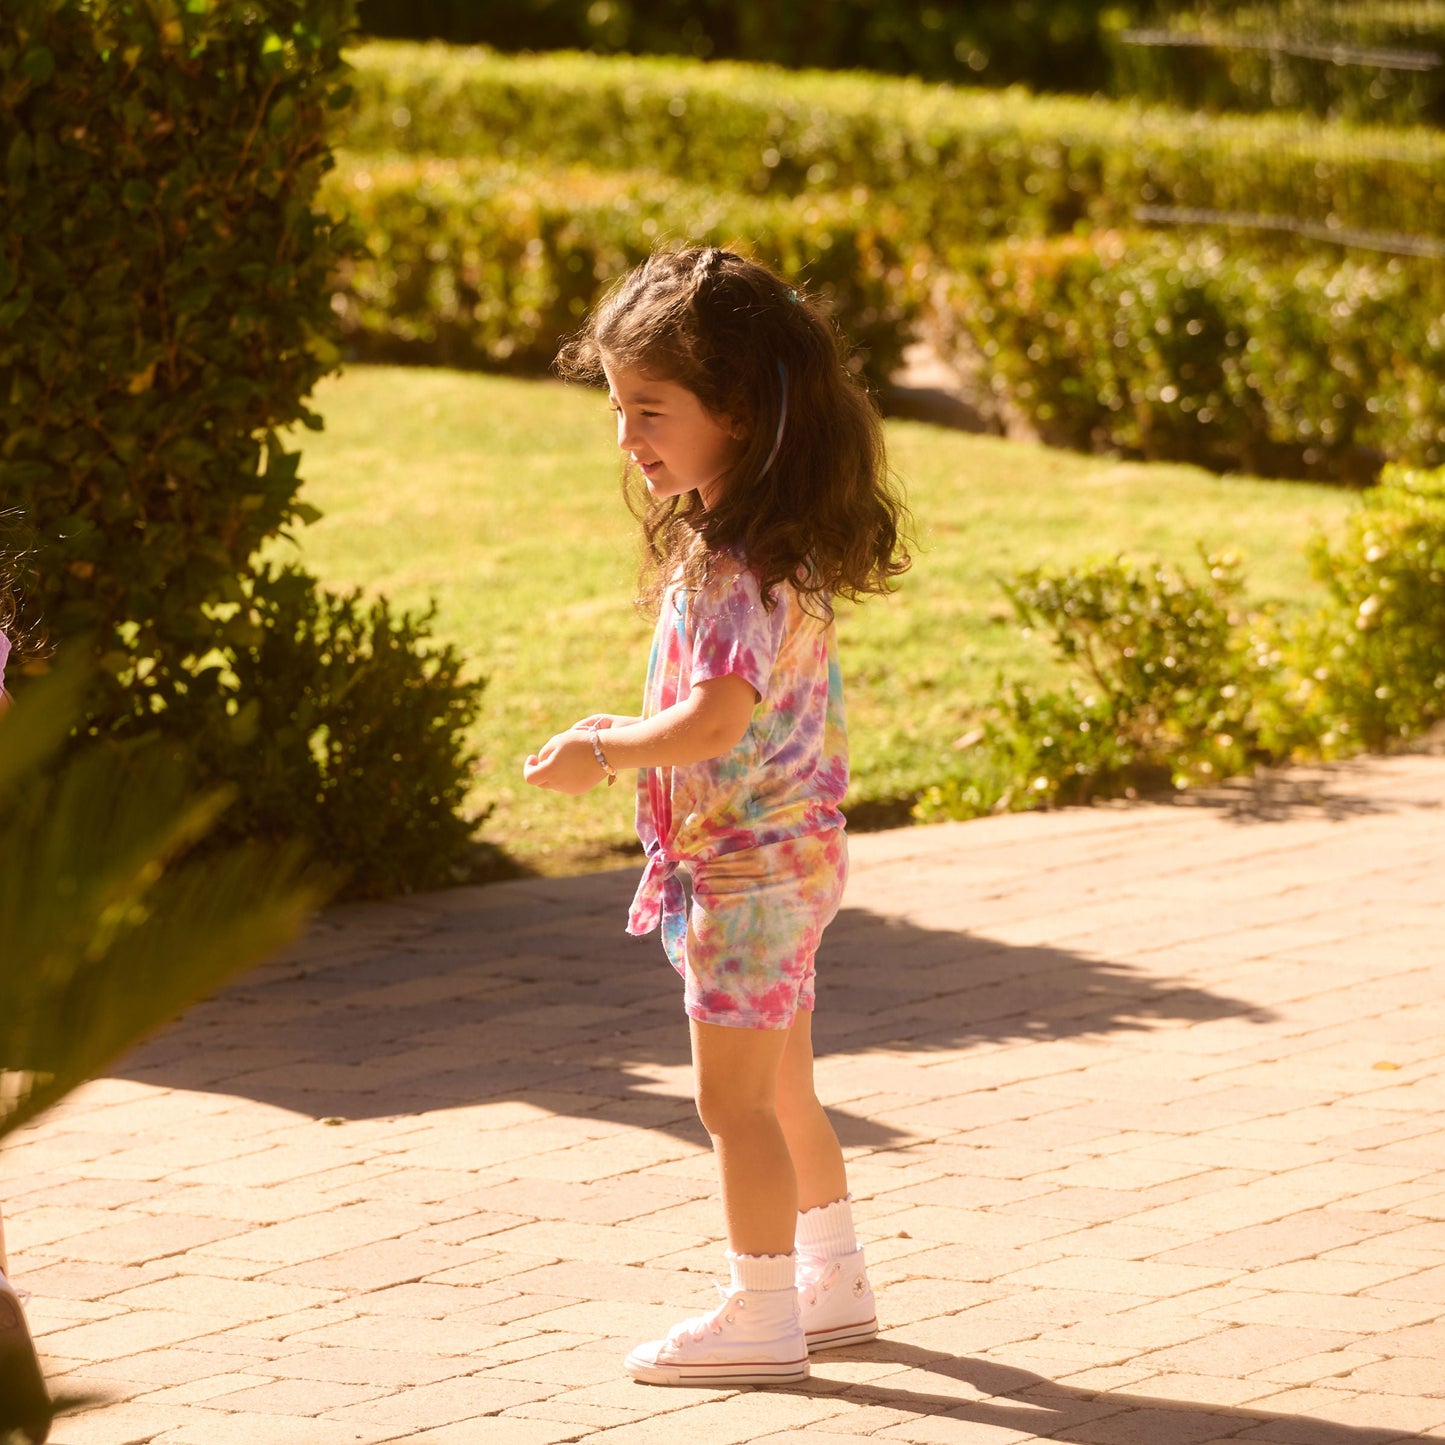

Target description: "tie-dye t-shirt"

left=626, top=552, right=848, bottom=941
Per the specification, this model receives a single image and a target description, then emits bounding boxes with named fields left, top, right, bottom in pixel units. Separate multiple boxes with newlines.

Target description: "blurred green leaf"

left=0, top=650, right=337, bottom=1144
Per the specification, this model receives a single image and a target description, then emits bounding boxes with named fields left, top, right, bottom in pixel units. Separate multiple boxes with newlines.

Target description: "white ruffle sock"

left=623, top=1250, right=807, bottom=1386
left=796, top=1193, right=859, bottom=1259
left=795, top=1194, right=878, bottom=1351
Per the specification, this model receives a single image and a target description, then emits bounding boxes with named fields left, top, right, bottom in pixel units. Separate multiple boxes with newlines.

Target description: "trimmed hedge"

left=933, top=231, right=1445, bottom=478
left=1103, top=3, right=1445, bottom=125
left=324, top=155, right=925, bottom=379
left=339, top=42, right=1445, bottom=251
left=355, top=0, right=1122, bottom=93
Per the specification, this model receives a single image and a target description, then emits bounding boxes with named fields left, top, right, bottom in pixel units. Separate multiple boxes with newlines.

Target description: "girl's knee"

left=774, top=1081, right=821, bottom=1132
left=695, top=1085, right=777, bottom=1139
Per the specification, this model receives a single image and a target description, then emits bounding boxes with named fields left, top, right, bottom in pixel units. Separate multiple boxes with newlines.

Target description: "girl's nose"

left=616, top=411, right=636, bottom=452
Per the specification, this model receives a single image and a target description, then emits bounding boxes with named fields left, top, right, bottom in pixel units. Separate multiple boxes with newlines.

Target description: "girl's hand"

left=522, top=729, right=609, bottom=795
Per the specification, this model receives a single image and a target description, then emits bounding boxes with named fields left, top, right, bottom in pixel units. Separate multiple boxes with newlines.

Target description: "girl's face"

left=602, top=359, right=745, bottom=509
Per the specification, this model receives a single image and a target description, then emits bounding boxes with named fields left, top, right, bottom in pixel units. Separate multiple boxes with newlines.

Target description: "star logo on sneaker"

left=852, top=1275, right=867, bottom=1297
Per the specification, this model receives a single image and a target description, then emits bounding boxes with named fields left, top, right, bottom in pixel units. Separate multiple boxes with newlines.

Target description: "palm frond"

left=0, top=652, right=338, bottom=1144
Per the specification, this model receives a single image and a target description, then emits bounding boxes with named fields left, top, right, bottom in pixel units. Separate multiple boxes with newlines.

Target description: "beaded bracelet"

left=587, top=723, right=617, bottom=786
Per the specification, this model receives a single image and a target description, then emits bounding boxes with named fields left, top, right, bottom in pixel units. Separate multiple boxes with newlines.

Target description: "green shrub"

left=1282, top=462, right=1445, bottom=752
left=934, top=231, right=1445, bottom=478
left=200, top=566, right=483, bottom=899
left=918, top=464, right=1445, bottom=823
left=2, top=1, right=486, bottom=896
left=1, top=0, right=356, bottom=725
left=915, top=553, right=1270, bottom=819
left=323, top=155, right=924, bottom=379
left=339, top=42, right=1445, bottom=250
left=1103, top=3, right=1445, bottom=125
left=355, top=0, right=1122, bottom=92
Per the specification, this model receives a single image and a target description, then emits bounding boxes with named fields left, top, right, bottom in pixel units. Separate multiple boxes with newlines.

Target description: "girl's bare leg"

left=690, top=1018, right=795, bottom=1256
left=774, top=1008, right=849, bottom=1211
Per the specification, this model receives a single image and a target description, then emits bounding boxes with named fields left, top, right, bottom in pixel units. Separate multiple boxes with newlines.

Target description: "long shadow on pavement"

left=108, top=866, right=1415, bottom=1444
left=116, top=869, right=1274, bottom=1144
left=796, top=1343, right=1418, bottom=1445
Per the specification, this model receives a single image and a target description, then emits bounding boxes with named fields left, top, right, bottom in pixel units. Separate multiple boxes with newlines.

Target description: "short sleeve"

left=0, top=629, right=10, bottom=695
left=687, top=564, right=778, bottom=702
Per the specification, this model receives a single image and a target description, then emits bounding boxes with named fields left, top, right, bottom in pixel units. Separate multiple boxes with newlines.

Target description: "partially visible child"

left=1, top=522, right=56, bottom=1441
left=524, top=247, right=911, bottom=1385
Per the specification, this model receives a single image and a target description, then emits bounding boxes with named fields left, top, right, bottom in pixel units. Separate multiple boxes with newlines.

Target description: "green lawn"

left=279, top=364, right=1355, bottom=875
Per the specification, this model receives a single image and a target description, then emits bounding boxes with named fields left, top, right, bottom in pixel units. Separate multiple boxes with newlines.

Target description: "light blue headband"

left=758, top=359, right=788, bottom=480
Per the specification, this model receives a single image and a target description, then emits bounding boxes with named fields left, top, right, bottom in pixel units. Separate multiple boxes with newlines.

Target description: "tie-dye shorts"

left=663, top=829, right=848, bottom=1031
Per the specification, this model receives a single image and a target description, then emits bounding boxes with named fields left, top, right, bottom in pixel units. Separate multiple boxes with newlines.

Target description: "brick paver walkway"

left=6, top=754, right=1445, bottom=1444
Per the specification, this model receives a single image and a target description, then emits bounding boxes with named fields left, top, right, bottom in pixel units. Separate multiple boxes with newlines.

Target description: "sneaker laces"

left=797, top=1253, right=841, bottom=1309
left=668, top=1280, right=741, bottom=1345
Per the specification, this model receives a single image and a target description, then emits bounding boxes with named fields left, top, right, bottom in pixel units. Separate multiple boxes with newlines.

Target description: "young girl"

left=523, top=246, right=910, bottom=1387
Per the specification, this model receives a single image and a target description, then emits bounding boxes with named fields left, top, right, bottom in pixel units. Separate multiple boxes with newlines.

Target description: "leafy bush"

left=355, top=0, right=1122, bottom=92
left=2, top=2, right=486, bottom=896
left=204, top=566, right=483, bottom=899
left=916, top=554, right=1269, bottom=819
left=917, top=464, right=1445, bottom=823
left=1, top=0, right=357, bottom=727
left=1103, top=2, right=1445, bottom=125
left=1282, top=463, right=1445, bottom=752
left=324, top=155, right=924, bottom=378
left=339, top=43, right=1445, bottom=251
left=1, top=654, right=333, bottom=1140
left=934, top=231, right=1445, bottom=478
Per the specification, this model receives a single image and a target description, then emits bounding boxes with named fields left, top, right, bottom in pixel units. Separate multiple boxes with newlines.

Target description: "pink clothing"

left=676, top=830, right=847, bottom=1029
left=626, top=554, right=848, bottom=1028
left=0, top=628, right=9, bottom=699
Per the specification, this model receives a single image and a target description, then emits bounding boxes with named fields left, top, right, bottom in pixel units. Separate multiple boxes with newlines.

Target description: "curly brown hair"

left=557, top=247, right=911, bottom=616
left=0, top=510, right=45, bottom=671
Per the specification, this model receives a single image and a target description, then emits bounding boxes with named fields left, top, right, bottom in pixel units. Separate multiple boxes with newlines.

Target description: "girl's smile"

left=602, top=359, right=745, bottom=509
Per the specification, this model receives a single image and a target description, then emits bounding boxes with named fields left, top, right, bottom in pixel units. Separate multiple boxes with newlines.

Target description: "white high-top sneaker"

left=797, top=1247, right=877, bottom=1351
left=625, top=1252, right=808, bottom=1387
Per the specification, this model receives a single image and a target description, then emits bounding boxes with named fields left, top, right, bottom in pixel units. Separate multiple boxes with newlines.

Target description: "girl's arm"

left=571, top=712, right=642, bottom=730
left=523, top=674, right=756, bottom=795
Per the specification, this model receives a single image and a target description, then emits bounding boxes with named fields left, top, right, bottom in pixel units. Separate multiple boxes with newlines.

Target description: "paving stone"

left=19, top=753, right=1445, bottom=1444
left=43, top=1402, right=213, bottom=1444
left=148, top=1414, right=406, bottom=1444
left=995, top=1257, right=1234, bottom=1297
left=1201, top=1289, right=1440, bottom=1333
left=261, top=1238, right=493, bottom=1292
left=402, top=1420, right=593, bottom=1444
left=104, top=1274, right=341, bottom=1319
left=317, top=1374, right=569, bottom=1430
left=40, top=1309, right=225, bottom=1362
left=871, top=1415, right=1046, bottom=1444
left=1063, top=1403, right=1252, bottom=1443
left=1332, top=1353, right=1445, bottom=1397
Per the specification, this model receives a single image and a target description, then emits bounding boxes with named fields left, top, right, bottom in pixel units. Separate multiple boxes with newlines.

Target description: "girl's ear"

left=725, top=415, right=750, bottom=441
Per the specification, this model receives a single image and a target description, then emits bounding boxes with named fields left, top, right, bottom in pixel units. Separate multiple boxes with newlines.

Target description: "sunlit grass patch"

left=280, top=364, right=1354, bottom=875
